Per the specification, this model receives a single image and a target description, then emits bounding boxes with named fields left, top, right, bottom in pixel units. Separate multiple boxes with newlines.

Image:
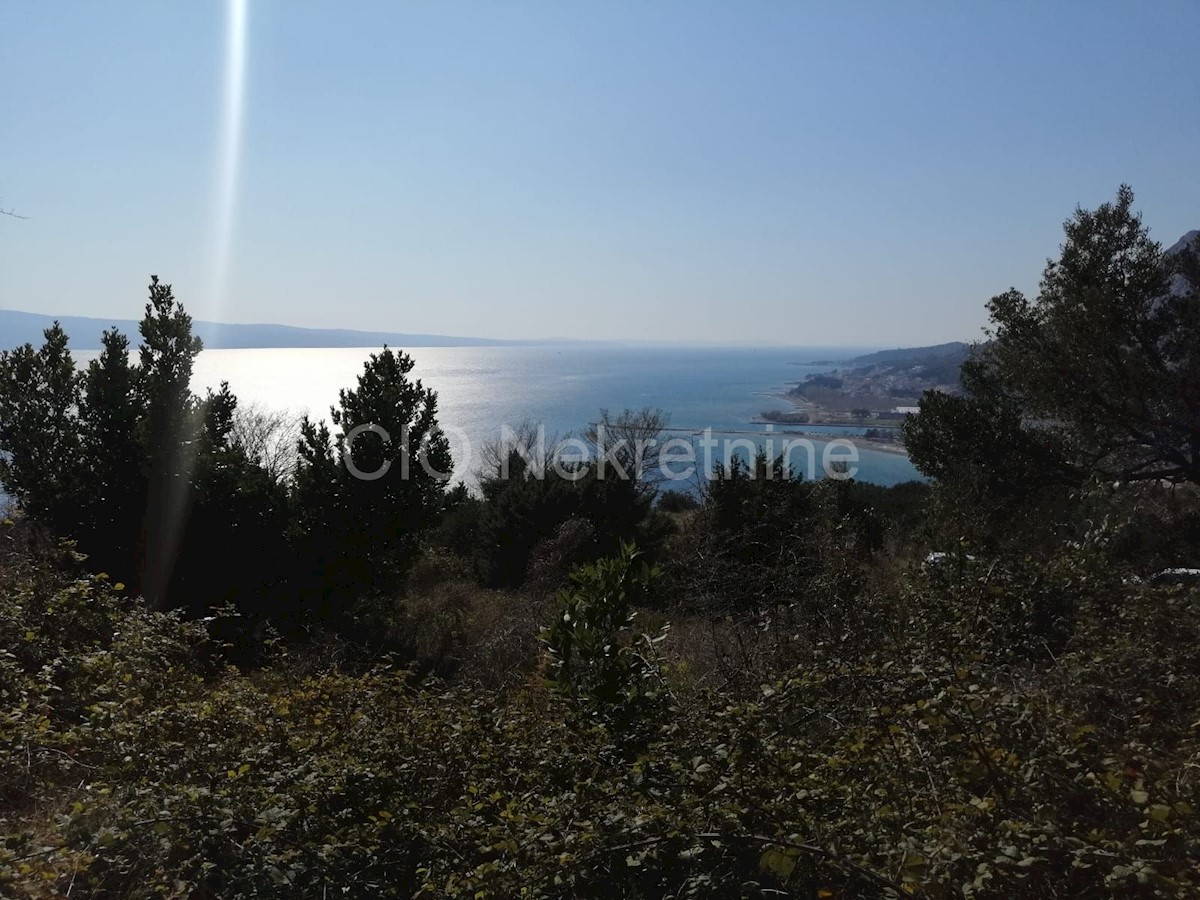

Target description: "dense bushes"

left=3, top=524, right=1200, bottom=898
left=658, top=452, right=877, bottom=625
left=2, top=366, right=1198, bottom=897
left=471, top=450, right=668, bottom=590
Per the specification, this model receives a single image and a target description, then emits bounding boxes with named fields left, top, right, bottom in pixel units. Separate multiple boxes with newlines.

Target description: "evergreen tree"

left=0, top=276, right=292, bottom=621
left=135, top=276, right=205, bottom=606
left=0, top=323, right=81, bottom=529
left=906, top=185, right=1200, bottom=495
left=472, top=432, right=664, bottom=590
left=290, top=347, right=452, bottom=621
left=77, top=327, right=142, bottom=578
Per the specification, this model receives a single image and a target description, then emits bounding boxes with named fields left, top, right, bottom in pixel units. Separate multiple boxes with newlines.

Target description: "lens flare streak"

left=209, top=0, right=248, bottom=319
left=145, top=0, right=249, bottom=609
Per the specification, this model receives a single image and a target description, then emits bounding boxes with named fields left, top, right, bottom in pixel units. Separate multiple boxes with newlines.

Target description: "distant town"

left=756, top=342, right=971, bottom=447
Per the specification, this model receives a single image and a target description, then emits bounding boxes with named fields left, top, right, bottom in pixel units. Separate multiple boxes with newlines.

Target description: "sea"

left=0, top=345, right=925, bottom=507
left=180, top=344, right=924, bottom=490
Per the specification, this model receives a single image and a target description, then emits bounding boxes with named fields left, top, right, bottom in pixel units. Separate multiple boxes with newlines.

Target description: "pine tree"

left=906, top=185, right=1200, bottom=492
left=134, top=276, right=205, bottom=607
left=290, top=346, right=453, bottom=620
left=0, top=322, right=82, bottom=528
left=77, top=327, right=142, bottom=577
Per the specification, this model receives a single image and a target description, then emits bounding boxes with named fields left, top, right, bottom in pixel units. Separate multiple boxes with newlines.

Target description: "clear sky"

left=1, top=1, right=1197, bottom=345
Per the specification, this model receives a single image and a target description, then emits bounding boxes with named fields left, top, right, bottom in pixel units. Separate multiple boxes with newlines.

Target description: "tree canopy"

left=905, top=185, right=1200, bottom=495
left=0, top=278, right=455, bottom=627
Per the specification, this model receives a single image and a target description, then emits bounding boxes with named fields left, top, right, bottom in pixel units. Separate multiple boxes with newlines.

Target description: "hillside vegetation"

left=1, top=186, right=1199, bottom=898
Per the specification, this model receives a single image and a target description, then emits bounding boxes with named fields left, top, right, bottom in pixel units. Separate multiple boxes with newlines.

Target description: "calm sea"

left=175, top=344, right=925, bottom=489
left=0, top=344, right=924, bottom=503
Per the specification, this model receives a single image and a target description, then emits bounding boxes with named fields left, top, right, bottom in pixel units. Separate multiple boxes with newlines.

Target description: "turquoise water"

left=176, top=344, right=925, bottom=489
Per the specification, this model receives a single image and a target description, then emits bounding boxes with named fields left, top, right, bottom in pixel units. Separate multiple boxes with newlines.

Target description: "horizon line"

left=0, top=308, right=934, bottom=352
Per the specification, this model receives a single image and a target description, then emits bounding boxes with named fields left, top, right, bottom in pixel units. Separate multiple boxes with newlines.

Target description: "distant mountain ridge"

left=0, top=309, right=589, bottom=350
left=801, top=341, right=972, bottom=376
left=837, top=342, right=971, bottom=369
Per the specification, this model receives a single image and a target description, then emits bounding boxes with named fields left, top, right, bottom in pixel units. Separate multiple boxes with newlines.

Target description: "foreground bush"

left=3, top=531, right=1199, bottom=898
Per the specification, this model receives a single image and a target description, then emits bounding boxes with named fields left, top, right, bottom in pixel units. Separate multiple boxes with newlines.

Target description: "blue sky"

left=1, top=1, right=1197, bottom=345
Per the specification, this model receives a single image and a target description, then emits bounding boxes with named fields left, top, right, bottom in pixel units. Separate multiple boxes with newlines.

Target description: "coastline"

left=656, top=425, right=910, bottom=457
left=748, top=391, right=910, bottom=456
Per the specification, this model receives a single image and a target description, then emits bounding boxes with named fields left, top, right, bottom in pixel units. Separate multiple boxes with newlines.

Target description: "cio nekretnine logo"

left=341, top=422, right=860, bottom=483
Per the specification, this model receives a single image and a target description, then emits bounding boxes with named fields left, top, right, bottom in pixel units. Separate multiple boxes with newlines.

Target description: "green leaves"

left=908, top=186, right=1200, bottom=501
left=541, top=541, right=666, bottom=710
left=4, top=444, right=1200, bottom=897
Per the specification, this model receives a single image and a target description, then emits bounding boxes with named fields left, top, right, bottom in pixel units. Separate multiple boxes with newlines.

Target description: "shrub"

left=473, top=465, right=662, bottom=589
left=656, top=489, right=700, bottom=513
left=541, top=542, right=667, bottom=709
left=3, top=536, right=1200, bottom=898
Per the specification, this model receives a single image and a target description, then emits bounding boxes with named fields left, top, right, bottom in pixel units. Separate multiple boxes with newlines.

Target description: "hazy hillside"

left=839, top=341, right=971, bottom=369
left=791, top=340, right=974, bottom=411
left=0, top=309, right=552, bottom=350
